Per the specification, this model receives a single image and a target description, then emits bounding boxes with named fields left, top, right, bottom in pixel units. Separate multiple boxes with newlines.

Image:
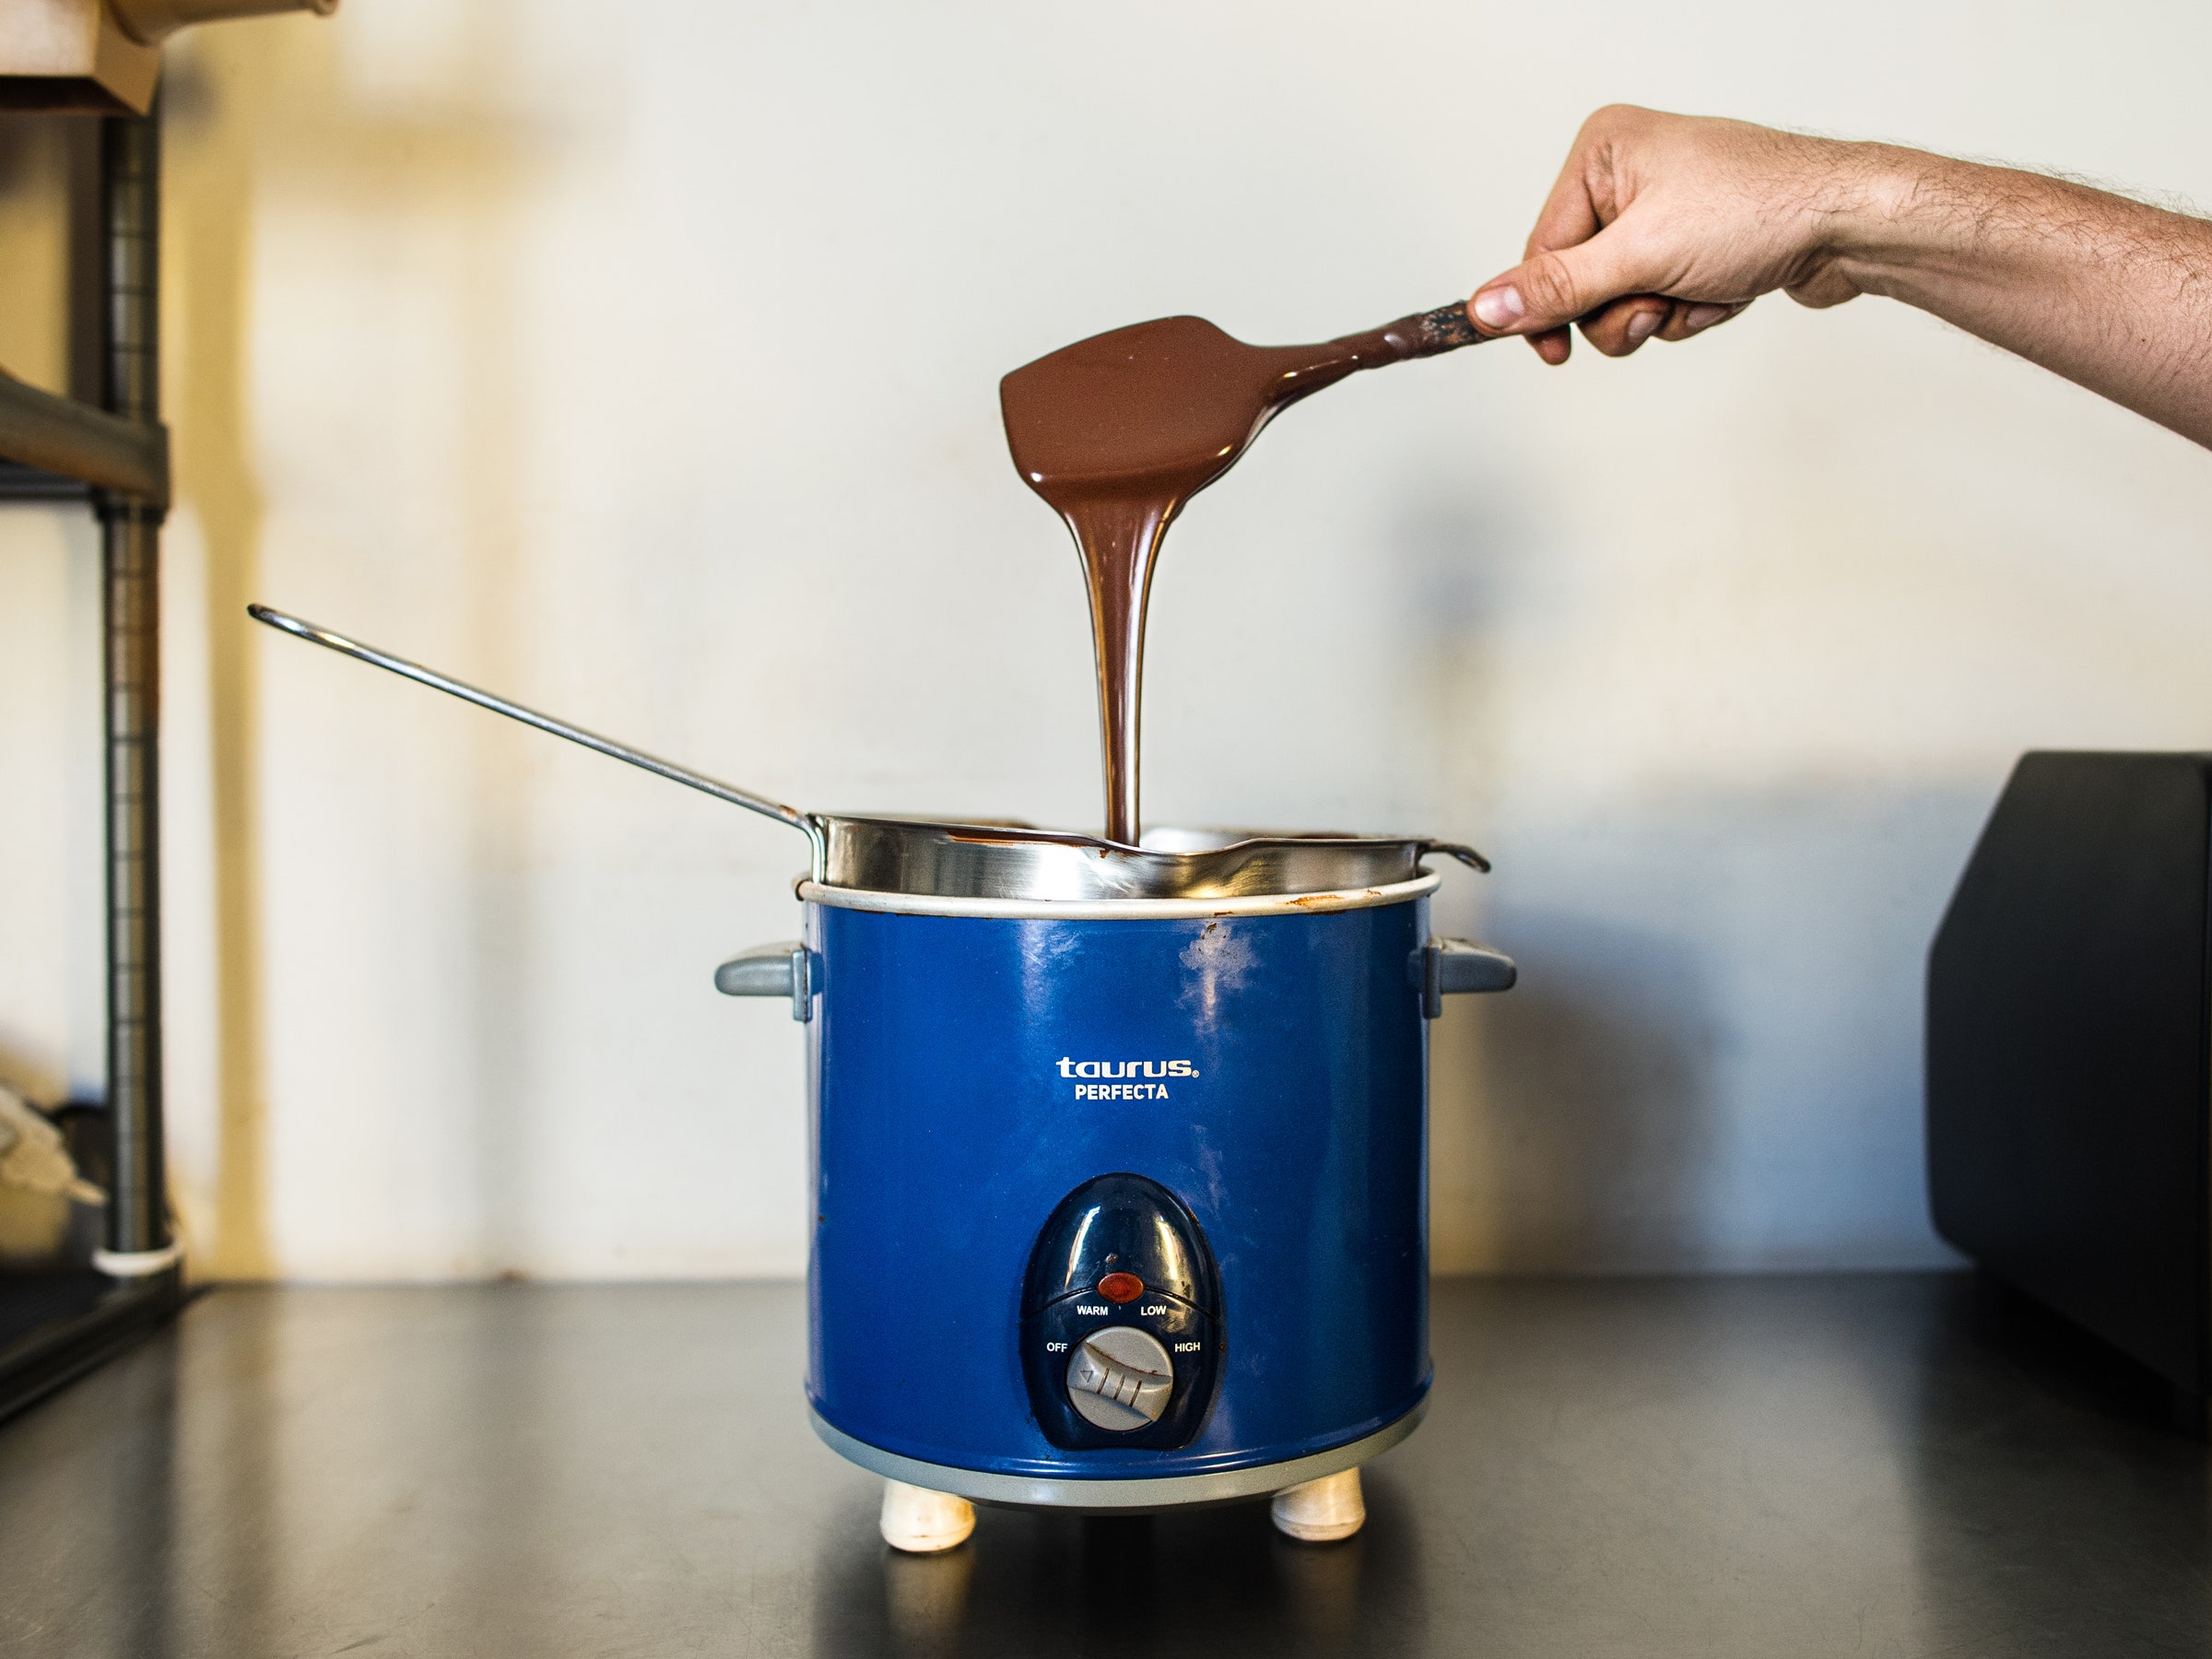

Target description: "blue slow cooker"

left=718, top=821, right=1515, bottom=1512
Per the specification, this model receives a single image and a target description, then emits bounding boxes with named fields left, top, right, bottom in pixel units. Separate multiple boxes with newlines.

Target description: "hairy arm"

left=1470, top=106, right=2212, bottom=449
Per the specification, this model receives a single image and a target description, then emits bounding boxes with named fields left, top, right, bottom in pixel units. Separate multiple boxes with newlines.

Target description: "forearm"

left=1834, top=147, right=2212, bottom=445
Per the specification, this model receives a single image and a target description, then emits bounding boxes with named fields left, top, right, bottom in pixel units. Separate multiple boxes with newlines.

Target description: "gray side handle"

left=714, top=942, right=811, bottom=1022
left=1418, top=936, right=1516, bottom=1018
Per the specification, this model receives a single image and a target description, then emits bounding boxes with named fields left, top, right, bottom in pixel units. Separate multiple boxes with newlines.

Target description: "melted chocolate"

left=1002, top=303, right=1480, bottom=844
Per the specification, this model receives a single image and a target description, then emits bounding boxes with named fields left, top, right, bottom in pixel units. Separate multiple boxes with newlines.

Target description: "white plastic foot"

left=1271, top=1467, right=1365, bottom=1543
left=878, top=1478, right=975, bottom=1553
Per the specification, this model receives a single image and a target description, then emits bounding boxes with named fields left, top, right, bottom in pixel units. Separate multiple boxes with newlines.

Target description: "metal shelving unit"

left=0, top=105, right=184, bottom=1422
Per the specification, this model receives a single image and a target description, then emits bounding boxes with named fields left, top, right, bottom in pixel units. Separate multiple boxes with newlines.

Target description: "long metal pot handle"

left=247, top=606, right=826, bottom=869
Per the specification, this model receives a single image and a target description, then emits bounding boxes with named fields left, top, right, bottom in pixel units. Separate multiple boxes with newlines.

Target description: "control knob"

left=1020, top=1172, right=1221, bottom=1449
left=1065, top=1326, right=1173, bottom=1430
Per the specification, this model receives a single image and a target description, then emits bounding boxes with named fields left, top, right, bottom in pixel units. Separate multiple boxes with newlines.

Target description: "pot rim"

left=807, top=817, right=1486, bottom=903
left=796, top=870, right=1442, bottom=920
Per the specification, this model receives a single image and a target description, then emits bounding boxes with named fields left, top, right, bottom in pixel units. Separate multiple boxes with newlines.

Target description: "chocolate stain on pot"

left=1001, top=302, right=1485, bottom=845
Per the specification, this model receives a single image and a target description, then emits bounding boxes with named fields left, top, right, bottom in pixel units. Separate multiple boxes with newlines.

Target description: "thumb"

left=1471, top=227, right=1664, bottom=335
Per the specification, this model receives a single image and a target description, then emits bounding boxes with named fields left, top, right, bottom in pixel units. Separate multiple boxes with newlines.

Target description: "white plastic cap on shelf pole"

left=92, top=1241, right=184, bottom=1278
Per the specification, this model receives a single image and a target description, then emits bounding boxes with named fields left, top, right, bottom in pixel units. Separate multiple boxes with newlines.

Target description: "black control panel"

left=1019, top=1172, right=1223, bottom=1451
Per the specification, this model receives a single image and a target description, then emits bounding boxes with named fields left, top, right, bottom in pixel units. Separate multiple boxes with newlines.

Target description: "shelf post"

left=97, top=103, right=169, bottom=1264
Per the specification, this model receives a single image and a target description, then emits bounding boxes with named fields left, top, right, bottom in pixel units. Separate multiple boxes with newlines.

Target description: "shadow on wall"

left=160, top=11, right=534, bottom=1277
left=1431, top=781, right=1994, bottom=1273
left=1443, top=906, right=1723, bottom=1272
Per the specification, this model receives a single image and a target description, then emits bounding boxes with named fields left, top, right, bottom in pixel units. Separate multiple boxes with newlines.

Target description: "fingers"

left=1576, top=297, right=1670, bottom=357
left=1524, top=103, right=1657, bottom=259
left=1522, top=124, right=1609, bottom=260
left=1666, top=300, right=1747, bottom=338
left=1527, top=326, right=1572, bottom=365
left=1571, top=297, right=1750, bottom=357
left=1472, top=220, right=1669, bottom=343
left=1500, top=112, right=1642, bottom=366
left=1475, top=104, right=1782, bottom=366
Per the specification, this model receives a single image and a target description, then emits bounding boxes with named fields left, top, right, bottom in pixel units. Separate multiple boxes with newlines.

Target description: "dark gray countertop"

left=0, top=1273, right=2205, bottom=1657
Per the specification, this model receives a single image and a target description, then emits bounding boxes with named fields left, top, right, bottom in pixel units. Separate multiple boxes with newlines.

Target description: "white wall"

left=3, top=0, right=2210, bottom=1278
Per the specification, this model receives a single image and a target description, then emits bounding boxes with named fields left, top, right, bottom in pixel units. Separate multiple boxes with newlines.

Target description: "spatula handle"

left=1406, top=300, right=1484, bottom=355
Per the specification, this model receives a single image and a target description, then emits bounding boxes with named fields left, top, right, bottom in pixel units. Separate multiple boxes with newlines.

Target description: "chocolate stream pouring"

left=1000, top=300, right=1487, bottom=844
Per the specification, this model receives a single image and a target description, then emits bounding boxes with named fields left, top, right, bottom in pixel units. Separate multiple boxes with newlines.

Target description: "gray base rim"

left=808, top=1397, right=1427, bottom=1512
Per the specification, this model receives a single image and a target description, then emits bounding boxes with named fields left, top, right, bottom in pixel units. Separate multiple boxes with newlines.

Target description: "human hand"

left=1471, top=106, right=1892, bottom=363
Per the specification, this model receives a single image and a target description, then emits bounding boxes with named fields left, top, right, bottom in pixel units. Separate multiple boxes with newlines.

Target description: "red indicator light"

left=1097, top=1272, right=1144, bottom=1304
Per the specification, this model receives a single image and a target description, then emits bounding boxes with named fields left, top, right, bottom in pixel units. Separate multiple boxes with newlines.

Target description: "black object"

left=1927, top=751, right=2212, bottom=1425
left=1020, top=1173, right=1223, bottom=1451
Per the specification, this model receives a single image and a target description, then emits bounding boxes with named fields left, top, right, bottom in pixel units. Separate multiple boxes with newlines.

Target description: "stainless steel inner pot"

left=247, top=606, right=1488, bottom=901
left=816, top=817, right=1484, bottom=901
